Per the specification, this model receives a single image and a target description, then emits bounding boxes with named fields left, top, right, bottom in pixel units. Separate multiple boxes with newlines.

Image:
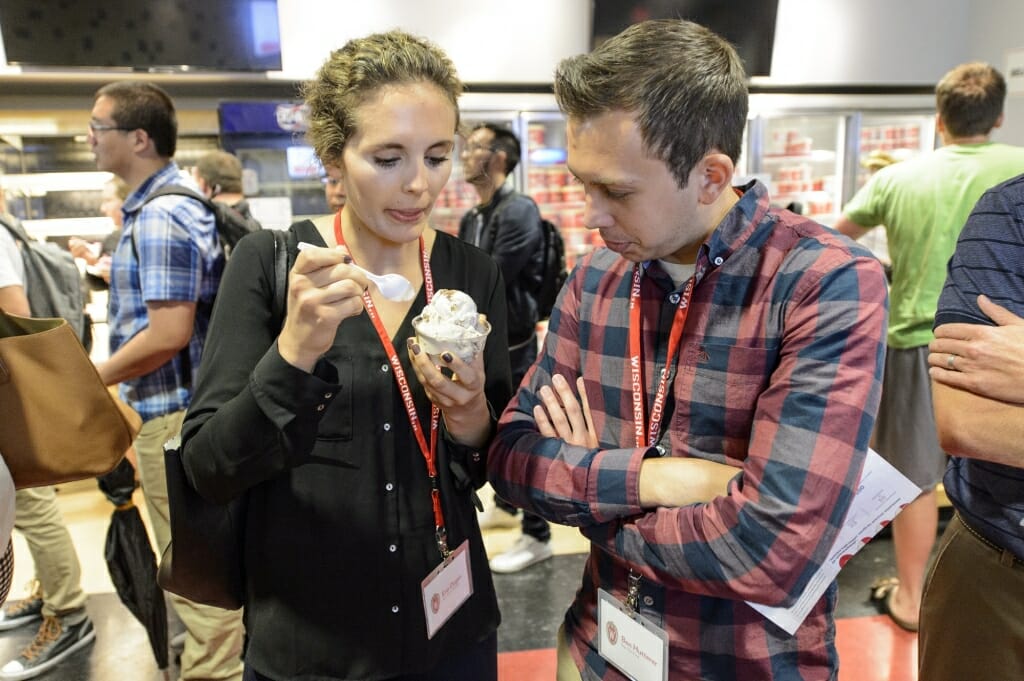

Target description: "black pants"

left=242, top=632, right=498, bottom=681
left=500, top=334, right=551, bottom=544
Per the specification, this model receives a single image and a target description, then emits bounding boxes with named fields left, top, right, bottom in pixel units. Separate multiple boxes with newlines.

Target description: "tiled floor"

left=0, top=482, right=938, bottom=680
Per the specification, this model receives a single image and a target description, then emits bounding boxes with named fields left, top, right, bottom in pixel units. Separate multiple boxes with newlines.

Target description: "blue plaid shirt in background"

left=489, top=181, right=889, bottom=680
left=107, top=162, right=223, bottom=421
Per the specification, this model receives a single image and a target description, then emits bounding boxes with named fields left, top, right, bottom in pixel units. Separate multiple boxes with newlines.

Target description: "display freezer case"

left=518, top=111, right=595, bottom=271
left=749, top=113, right=847, bottom=225
left=744, top=94, right=936, bottom=228
left=853, top=112, right=936, bottom=191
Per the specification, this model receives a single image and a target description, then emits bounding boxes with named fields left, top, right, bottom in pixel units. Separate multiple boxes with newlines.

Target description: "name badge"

left=421, top=539, right=473, bottom=639
left=597, top=589, right=669, bottom=681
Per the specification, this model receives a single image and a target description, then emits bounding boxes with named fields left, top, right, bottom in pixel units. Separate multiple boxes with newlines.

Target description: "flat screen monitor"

left=592, top=0, right=778, bottom=77
left=0, top=0, right=281, bottom=72
left=285, top=146, right=321, bottom=180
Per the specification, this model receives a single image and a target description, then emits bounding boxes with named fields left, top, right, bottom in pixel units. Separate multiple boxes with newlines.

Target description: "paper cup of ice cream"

left=412, top=289, right=491, bottom=363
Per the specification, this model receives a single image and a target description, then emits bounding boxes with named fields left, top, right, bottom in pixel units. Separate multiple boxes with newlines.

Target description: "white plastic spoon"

left=297, top=241, right=417, bottom=302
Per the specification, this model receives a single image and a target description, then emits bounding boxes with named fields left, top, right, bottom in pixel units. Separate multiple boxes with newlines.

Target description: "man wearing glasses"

left=90, top=82, right=244, bottom=681
left=458, top=123, right=553, bottom=573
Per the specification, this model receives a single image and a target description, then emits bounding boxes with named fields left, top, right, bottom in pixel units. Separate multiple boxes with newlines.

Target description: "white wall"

left=768, top=0, right=970, bottom=84
left=965, top=0, right=1024, bottom=146
left=273, top=0, right=592, bottom=83
left=0, top=0, right=1009, bottom=92
left=272, top=0, right=972, bottom=85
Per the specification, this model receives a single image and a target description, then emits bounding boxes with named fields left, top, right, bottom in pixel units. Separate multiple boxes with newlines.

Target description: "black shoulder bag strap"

left=270, top=229, right=290, bottom=325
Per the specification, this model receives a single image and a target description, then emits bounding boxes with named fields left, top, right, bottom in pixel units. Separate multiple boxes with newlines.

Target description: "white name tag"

left=597, top=589, right=669, bottom=681
left=421, top=539, right=473, bottom=639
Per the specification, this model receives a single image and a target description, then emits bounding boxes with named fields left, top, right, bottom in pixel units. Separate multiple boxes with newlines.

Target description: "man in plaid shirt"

left=488, top=20, right=889, bottom=681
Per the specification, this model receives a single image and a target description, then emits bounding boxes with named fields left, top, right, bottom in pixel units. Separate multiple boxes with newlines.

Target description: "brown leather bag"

left=0, top=310, right=141, bottom=488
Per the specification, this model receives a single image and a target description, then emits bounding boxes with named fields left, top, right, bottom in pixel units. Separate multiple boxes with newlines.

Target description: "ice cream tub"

left=412, top=289, right=491, bottom=363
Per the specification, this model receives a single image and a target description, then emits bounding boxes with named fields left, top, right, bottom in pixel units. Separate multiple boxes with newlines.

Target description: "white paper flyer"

left=748, top=448, right=921, bottom=635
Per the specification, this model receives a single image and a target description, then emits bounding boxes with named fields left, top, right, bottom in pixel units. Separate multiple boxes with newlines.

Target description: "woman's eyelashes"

left=371, top=154, right=451, bottom=169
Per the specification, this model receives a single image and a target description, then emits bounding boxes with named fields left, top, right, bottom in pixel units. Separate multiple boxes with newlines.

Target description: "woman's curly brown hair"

left=302, top=30, right=463, bottom=168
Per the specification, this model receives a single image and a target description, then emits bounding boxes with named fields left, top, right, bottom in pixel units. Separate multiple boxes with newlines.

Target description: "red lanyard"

left=627, top=263, right=695, bottom=448
left=334, top=215, right=450, bottom=557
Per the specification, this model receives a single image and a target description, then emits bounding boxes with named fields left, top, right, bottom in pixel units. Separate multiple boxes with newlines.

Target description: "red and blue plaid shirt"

left=489, top=181, right=888, bottom=680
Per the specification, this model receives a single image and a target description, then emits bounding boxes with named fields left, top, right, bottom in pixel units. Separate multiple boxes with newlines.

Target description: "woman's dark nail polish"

left=441, top=352, right=454, bottom=364
left=411, top=343, right=421, bottom=356
left=342, top=255, right=353, bottom=264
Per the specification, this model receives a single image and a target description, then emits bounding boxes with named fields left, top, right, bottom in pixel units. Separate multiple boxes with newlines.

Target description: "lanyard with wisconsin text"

left=624, top=263, right=694, bottom=620
left=628, top=263, right=695, bottom=448
left=334, top=214, right=450, bottom=558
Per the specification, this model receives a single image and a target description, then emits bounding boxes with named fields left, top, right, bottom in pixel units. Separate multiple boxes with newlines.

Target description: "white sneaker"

left=489, top=535, right=553, bottom=573
left=477, top=505, right=520, bottom=531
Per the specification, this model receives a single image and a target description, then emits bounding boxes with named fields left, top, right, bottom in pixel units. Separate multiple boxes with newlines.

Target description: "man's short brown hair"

left=194, top=150, right=243, bottom=194
left=936, top=62, right=1006, bottom=138
left=554, top=19, right=748, bottom=189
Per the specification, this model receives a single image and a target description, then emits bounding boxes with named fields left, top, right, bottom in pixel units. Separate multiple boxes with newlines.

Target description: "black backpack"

left=535, top=217, right=568, bottom=320
left=131, top=185, right=263, bottom=388
left=140, top=185, right=262, bottom=257
left=488, top=194, right=568, bottom=322
left=0, top=214, right=88, bottom=342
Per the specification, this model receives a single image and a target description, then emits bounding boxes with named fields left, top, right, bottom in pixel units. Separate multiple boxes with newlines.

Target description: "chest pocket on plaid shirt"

left=674, top=343, right=773, bottom=460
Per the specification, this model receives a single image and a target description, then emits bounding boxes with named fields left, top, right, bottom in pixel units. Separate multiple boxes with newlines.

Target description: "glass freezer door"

left=752, top=113, right=847, bottom=227
left=519, top=111, right=595, bottom=271
left=853, top=112, right=936, bottom=191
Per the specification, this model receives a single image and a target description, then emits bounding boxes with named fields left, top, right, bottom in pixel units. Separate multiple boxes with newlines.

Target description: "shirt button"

left=471, top=452, right=481, bottom=462
left=643, top=595, right=654, bottom=606
left=389, top=544, right=397, bottom=553
left=324, top=392, right=333, bottom=399
left=383, top=423, right=391, bottom=432
left=316, top=404, right=325, bottom=412
left=381, top=363, right=389, bottom=373
left=391, top=605, right=400, bottom=614
left=714, top=256, right=724, bottom=266
left=669, top=293, right=680, bottom=304
left=385, top=482, right=394, bottom=492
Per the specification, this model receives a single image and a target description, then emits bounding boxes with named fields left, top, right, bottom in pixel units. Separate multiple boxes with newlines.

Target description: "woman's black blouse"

left=181, top=220, right=512, bottom=680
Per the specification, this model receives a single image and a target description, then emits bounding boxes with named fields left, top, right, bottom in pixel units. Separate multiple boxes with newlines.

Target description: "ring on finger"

left=946, top=354, right=956, bottom=370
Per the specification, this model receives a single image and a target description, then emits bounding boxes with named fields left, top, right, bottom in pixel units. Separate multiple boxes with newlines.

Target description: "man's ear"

left=489, top=149, right=507, bottom=175
left=130, top=128, right=153, bottom=155
left=695, top=152, right=735, bottom=204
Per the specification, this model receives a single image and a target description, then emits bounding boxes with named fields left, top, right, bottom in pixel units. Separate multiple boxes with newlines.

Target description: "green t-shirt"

left=843, top=142, right=1024, bottom=348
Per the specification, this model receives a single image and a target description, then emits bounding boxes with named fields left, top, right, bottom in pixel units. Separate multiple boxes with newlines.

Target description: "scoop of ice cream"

left=412, top=289, right=491, bottom=363
left=418, top=289, right=479, bottom=331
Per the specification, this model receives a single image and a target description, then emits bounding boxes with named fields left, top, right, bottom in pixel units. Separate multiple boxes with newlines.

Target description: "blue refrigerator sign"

left=219, top=101, right=309, bottom=134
